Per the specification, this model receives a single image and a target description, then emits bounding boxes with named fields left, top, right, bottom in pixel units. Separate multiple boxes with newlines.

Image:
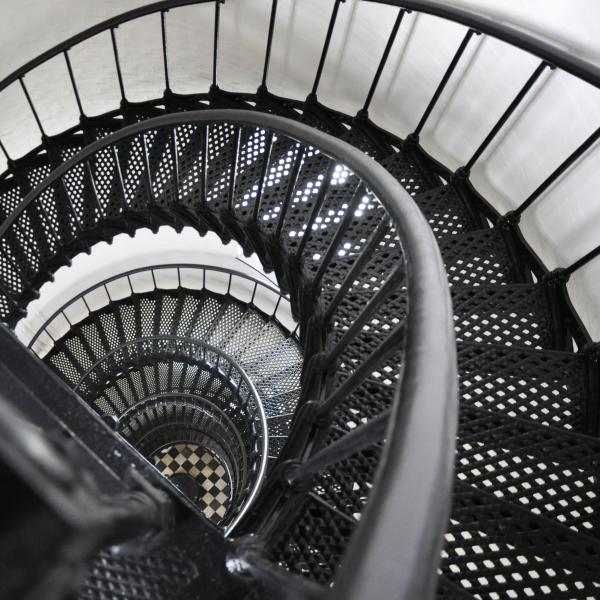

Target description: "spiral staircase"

left=1, top=2, right=600, bottom=600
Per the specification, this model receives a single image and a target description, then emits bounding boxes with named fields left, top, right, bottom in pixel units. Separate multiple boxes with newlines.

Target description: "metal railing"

left=26, top=263, right=297, bottom=353
left=0, top=109, right=456, bottom=599
left=0, top=0, right=597, bottom=341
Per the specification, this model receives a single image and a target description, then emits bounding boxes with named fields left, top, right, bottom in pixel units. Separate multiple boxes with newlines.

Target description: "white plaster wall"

left=0, top=0, right=599, bottom=337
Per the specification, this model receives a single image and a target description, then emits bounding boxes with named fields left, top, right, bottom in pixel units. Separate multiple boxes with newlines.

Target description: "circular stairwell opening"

left=16, top=229, right=303, bottom=532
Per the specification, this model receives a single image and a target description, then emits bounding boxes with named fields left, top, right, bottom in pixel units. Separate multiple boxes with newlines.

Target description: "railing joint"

left=541, top=267, right=570, bottom=287
left=452, top=166, right=470, bottom=181
left=498, top=209, right=521, bottom=230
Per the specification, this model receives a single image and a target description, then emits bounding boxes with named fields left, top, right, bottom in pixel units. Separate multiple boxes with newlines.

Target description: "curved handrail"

left=27, top=263, right=296, bottom=350
left=0, top=0, right=598, bottom=97
left=2, top=109, right=457, bottom=599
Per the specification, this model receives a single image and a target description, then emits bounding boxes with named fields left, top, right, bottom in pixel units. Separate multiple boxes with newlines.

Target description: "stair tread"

left=451, top=282, right=555, bottom=349
left=443, top=481, right=600, bottom=599
left=413, top=185, right=478, bottom=239
left=440, top=227, right=516, bottom=286
left=457, top=341, right=588, bottom=432
left=458, top=403, right=600, bottom=538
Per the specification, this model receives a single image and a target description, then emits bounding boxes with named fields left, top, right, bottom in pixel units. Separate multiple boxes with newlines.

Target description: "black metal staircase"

left=0, top=2, right=599, bottom=600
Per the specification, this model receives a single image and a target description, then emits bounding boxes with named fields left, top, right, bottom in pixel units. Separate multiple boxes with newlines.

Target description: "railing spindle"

left=212, top=0, right=224, bottom=90
left=288, top=410, right=390, bottom=485
left=515, top=125, right=600, bottom=216
left=309, top=0, right=344, bottom=100
left=63, top=50, right=85, bottom=118
left=261, top=0, right=278, bottom=90
left=413, top=28, right=478, bottom=137
left=295, top=160, right=337, bottom=258
left=110, top=27, right=127, bottom=104
left=360, top=8, right=407, bottom=116
left=318, top=324, right=406, bottom=416
left=228, top=127, right=242, bottom=211
left=19, top=78, right=46, bottom=138
left=275, top=145, right=305, bottom=240
left=564, top=245, right=600, bottom=277
left=252, top=132, right=275, bottom=221
left=0, top=138, right=11, bottom=164
left=323, top=218, right=390, bottom=322
left=161, top=10, right=171, bottom=93
left=464, top=60, right=551, bottom=171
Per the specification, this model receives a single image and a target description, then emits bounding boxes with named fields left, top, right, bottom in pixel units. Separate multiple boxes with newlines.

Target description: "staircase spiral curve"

left=0, top=2, right=599, bottom=600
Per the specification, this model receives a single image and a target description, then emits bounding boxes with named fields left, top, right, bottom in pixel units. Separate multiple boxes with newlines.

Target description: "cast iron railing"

left=0, top=0, right=598, bottom=342
left=25, top=263, right=297, bottom=354
left=0, top=109, right=456, bottom=600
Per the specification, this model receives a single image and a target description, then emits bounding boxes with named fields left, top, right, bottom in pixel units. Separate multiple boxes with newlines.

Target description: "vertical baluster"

left=260, top=0, right=278, bottom=91
left=201, top=124, right=209, bottom=204
left=515, top=125, right=600, bottom=216
left=84, top=160, right=105, bottom=219
left=112, top=145, right=129, bottom=213
left=564, top=244, right=600, bottom=277
left=413, top=28, right=478, bottom=137
left=110, top=27, right=127, bottom=105
left=64, top=50, right=85, bottom=119
left=312, top=183, right=364, bottom=288
left=295, top=161, right=338, bottom=259
left=275, top=145, right=305, bottom=240
left=309, top=0, right=344, bottom=101
left=161, top=10, right=171, bottom=94
left=228, top=127, right=242, bottom=211
left=464, top=61, right=551, bottom=172
left=212, top=0, right=224, bottom=91
left=323, top=218, right=389, bottom=322
left=360, top=8, right=407, bottom=117
left=0, top=138, right=11, bottom=164
left=19, top=78, right=46, bottom=139
left=252, top=132, right=274, bottom=221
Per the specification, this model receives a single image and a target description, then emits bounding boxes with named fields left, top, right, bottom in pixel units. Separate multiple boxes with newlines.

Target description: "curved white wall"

left=1, top=0, right=600, bottom=338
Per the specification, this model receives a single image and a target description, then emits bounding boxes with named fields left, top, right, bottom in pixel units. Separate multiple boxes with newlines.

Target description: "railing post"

left=463, top=60, right=551, bottom=173
left=307, top=0, right=344, bottom=102
left=211, top=0, right=225, bottom=94
left=110, top=27, right=127, bottom=107
left=161, top=10, right=171, bottom=94
left=358, top=8, right=408, bottom=118
left=63, top=49, right=85, bottom=120
left=259, top=0, right=278, bottom=93
left=413, top=28, right=479, bottom=138
left=19, top=78, right=46, bottom=140
left=515, top=125, right=600, bottom=216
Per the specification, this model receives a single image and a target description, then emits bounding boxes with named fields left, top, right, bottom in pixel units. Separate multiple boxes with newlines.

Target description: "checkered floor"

left=152, top=443, right=232, bottom=524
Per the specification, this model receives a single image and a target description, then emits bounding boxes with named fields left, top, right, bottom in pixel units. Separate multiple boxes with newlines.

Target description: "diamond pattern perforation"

left=442, top=483, right=600, bottom=599
left=458, top=342, right=587, bottom=431
left=379, top=150, right=434, bottom=198
left=452, top=284, right=553, bottom=349
left=79, top=548, right=198, bottom=600
left=413, top=186, right=476, bottom=239
left=270, top=495, right=355, bottom=585
left=440, top=228, right=515, bottom=286
left=457, top=405, right=600, bottom=536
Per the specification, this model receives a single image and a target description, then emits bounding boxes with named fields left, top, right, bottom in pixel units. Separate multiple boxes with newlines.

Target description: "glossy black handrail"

left=2, top=109, right=457, bottom=600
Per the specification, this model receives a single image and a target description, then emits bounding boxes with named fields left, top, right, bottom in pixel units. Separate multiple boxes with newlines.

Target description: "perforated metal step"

left=440, top=228, right=516, bottom=286
left=452, top=283, right=555, bottom=349
left=457, top=341, right=589, bottom=432
left=442, top=482, right=600, bottom=599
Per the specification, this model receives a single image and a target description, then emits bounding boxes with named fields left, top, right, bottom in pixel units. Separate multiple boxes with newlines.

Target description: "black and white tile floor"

left=153, top=443, right=232, bottom=524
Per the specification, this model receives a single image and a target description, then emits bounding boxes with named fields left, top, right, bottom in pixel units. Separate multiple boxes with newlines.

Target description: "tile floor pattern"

left=152, top=443, right=232, bottom=524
